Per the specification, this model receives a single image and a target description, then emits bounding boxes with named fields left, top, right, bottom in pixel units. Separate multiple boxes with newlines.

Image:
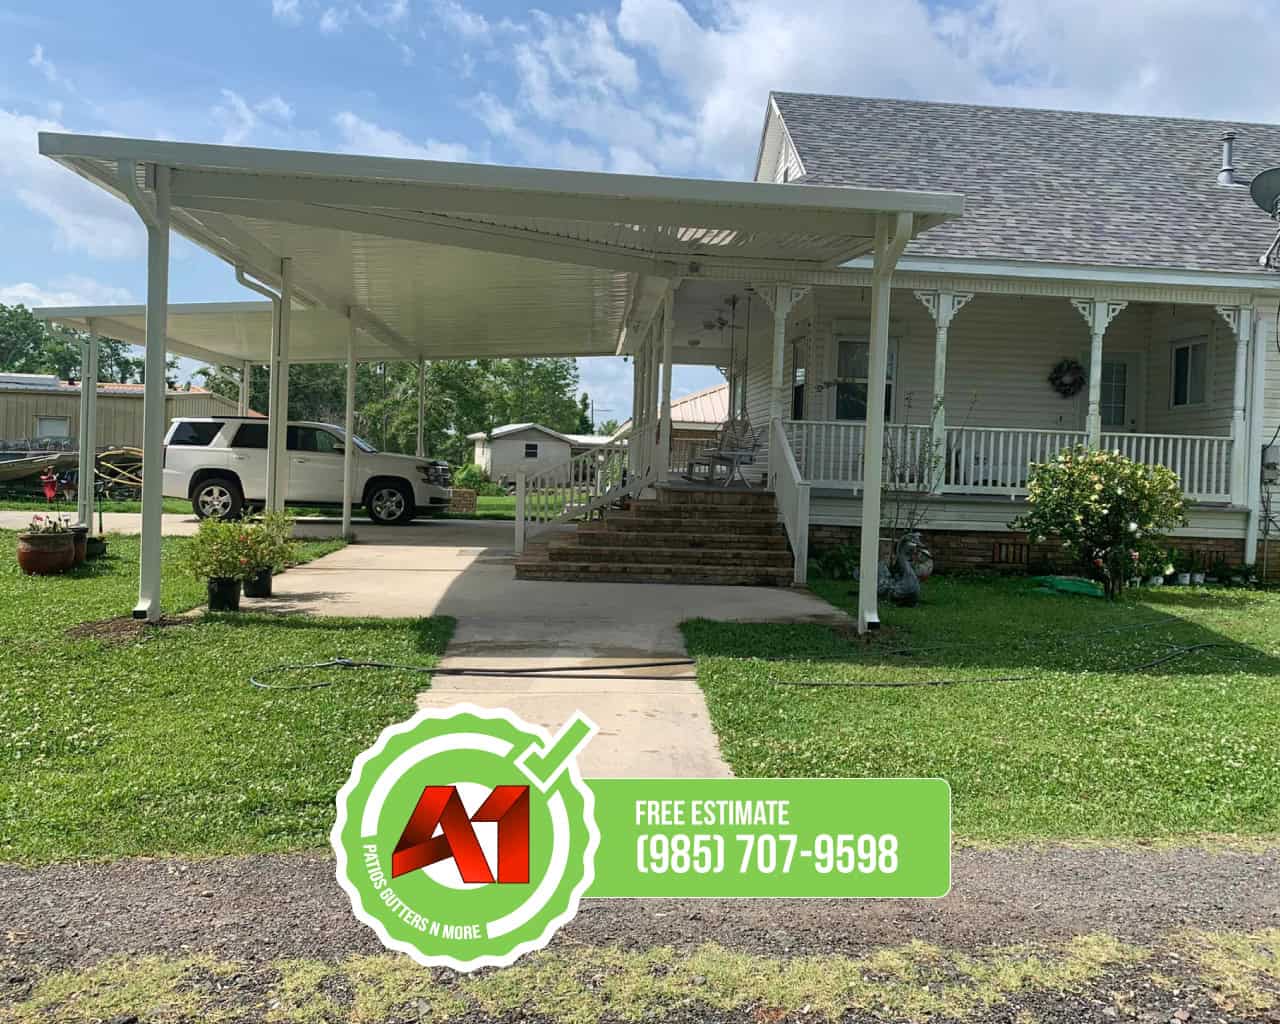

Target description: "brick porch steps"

left=514, top=485, right=796, bottom=586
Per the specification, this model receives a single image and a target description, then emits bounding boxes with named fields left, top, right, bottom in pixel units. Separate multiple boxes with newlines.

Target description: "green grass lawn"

left=683, top=576, right=1280, bottom=843
left=447, top=494, right=516, bottom=520
left=0, top=495, right=192, bottom=515
left=0, top=530, right=452, bottom=864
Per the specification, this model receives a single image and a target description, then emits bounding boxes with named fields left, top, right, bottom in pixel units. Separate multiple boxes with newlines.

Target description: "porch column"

left=265, top=258, right=293, bottom=513
left=1216, top=305, right=1254, bottom=506
left=1071, top=299, right=1128, bottom=447
left=1245, top=303, right=1273, bottom=562
left=659, top=288, right=675, bottom=482
left=131, top=164, right=171, bottom=622
left=76, top=326, right=100, bottom=533
left=415, top=358, right=427, bottom=458
left=764, top=285, right=809, bottom=487
left=238, top=361, right=251, bottom=416
left=858, top=212, right=913, bottom=634
left=342, top=319, right=358, bottom=540
left=913, top=290, right=974, bottom=492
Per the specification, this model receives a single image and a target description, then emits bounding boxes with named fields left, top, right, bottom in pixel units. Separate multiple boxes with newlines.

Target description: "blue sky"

left=3, top=0, right=1278, bottom=416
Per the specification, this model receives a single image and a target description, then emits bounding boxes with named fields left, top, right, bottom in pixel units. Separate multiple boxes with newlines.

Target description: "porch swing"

left=687, top=290, right=762, bottom=487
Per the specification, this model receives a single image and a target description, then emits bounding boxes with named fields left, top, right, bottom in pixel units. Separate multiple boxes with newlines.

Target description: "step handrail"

left=515, top=427, right=655, bottom=553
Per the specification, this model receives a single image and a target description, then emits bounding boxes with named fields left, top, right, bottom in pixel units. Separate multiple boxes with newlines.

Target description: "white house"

left=30, top=90, right=1280, bottom=627
left=468, top=423, right=610, bottom=484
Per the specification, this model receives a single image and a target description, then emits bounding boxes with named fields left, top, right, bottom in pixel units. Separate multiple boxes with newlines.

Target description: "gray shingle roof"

left=770, top=92, right=1280, bottom=276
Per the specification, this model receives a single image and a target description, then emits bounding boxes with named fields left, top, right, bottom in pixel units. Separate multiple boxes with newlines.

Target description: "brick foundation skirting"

left=807, top=524, right=1247, bottom=576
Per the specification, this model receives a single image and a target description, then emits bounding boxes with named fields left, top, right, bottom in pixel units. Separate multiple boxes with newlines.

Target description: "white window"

left=833, top=338, right=895, bottom=421
left=35, top=415, right=71, bottom=438
left=524, top=442, right=539, bottom=459
left=1170, top=338, right=1208, bottom=407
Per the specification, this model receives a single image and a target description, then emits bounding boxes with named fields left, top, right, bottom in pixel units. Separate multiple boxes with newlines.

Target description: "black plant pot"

left=207, top=577, right=242, bottom=612
left=85, top=536, right=107, bottom=560
left=243, top=567, right=273, bottom=598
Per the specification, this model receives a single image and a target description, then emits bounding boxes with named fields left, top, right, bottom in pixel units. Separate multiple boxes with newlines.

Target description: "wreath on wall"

left=1048, top=358, right=1087, bottom=398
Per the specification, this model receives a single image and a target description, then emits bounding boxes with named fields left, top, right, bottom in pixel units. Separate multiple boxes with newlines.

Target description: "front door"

left=1099, top=355, right=1143, bottom=433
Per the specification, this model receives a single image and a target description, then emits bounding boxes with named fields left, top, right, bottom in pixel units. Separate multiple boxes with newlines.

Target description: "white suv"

left=162, top=417, right=452, bottom=525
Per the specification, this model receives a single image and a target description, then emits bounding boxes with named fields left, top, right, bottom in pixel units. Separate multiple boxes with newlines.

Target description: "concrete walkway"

left=251, top=519, right=847, bottom=777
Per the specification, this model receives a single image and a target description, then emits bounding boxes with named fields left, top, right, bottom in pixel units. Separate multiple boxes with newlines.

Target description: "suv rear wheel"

left=192, top=476, right=244, bottom=520
left=366, top=480, right=415, bottom=525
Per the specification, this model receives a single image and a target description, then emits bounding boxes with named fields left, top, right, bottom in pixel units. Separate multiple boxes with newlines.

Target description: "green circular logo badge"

left=332, top=704, right=599, bottom=971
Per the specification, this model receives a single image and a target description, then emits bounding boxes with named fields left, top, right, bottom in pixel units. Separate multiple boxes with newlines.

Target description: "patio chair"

left=687, top=417, right=761, bottom=487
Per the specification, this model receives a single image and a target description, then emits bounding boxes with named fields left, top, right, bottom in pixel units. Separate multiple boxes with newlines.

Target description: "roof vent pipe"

left=1218, top=131, right=1237, bottom=186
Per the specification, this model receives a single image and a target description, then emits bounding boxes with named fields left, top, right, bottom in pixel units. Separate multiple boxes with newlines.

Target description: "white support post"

left=265, top=258, right=293, bottom=512
left=238, top=361, right=251, bottom=416
left=133, top=165, right=171, bottom=621
left=342, top=319, right=357, bottom=540
left=628, top=351, right=641, bottom=475
left=1245, top=304, right=1272, bottom=563
left=75, top=331, right=94, bottom=529
left=83, top=330, right=99, bottom=535
left=1217, top=305, right=1254, bottom=506
left=765, top=284, right=810, bottom=488
left=1071, top=298, right=1128, bottom=447
left=857, top=212, right=913, bottom=635
left=659, top=288, right=675, bottom=482
left=416, top=358, right=427, bottom=458
left=514, top=470, right=527, bottom=554
left=914, top=290, right=974, bottom=492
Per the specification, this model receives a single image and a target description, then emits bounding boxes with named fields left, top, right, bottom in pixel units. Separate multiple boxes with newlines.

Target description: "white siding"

left=0, top=390, right=239, bottom=448
left=485, top=430, right=571, bottom=482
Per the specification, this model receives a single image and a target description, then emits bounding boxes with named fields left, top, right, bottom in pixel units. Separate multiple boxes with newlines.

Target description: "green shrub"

left=452, top=463, right=507, bottom=496
left=243, top=511, right=298, bottom=573
left=1011, top=446, right=1187, bottom=599
left=181, top=518, right=257, bottom=581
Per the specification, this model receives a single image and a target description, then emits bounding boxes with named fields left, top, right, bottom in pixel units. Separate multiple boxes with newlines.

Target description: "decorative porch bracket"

left=759, top=284, right=811, bottom=487
left=1214, top=304, right=1254, bottom=507
left=913, top=290, right=975, bottom=492
left=1070, top=298, right=1128, bottom=447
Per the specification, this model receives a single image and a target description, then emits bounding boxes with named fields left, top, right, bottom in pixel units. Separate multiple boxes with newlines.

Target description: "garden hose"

left=249, top=657, right=696, bottom=691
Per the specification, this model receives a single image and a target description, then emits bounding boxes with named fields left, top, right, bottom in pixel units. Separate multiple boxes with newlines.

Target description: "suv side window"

left=288, top=426, right=342, bottom=453
left=231, top=423, right=269, bottom=449
left=169, top=421, right=222, bottom=446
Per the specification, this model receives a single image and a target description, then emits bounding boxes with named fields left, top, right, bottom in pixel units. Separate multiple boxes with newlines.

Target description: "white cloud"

left=271, top=0, right=302, bottom=24
left=432, top=0, right=488, bottom=40
left=333, top=111, right=470, bottom=161
left=319, top=6, right=349, bottom=32
left=0, top=276, right=134, bottom=308
left=255, top=94, right=295, bottom=122
left=453, top=0, right=1280, bottom=180
left=29, top=43, right=76, bottom=93
left=0, top=108, right=144, bottom=260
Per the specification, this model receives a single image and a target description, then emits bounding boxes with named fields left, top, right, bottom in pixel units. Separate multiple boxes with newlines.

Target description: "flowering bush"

left=181, top=518, right=257, bottom=582
left=1011, top=446, right=1187, bottom=599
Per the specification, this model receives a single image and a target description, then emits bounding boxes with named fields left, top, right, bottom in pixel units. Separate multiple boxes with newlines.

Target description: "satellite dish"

left=1250, top=167, right=1280, bottom=217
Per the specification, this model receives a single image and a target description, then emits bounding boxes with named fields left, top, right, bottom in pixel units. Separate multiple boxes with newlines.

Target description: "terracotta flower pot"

left=17, top=532, right=75, bottom=575
left=243, top=567, right=273, bottom=598
left=207, top=577, right=242, bottom=612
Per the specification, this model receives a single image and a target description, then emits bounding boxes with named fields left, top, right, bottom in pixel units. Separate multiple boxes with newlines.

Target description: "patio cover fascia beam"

left=156, top=163, right=959, bottom=237
left=175, top=194, right=683, bottom=278
left=39, top=308, right=248, bottom=367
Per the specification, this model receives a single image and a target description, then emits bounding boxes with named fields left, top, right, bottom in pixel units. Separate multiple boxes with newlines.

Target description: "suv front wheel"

left=192, top=476, right=244, bottom=520
left=366, top=481, right=415, bottom=525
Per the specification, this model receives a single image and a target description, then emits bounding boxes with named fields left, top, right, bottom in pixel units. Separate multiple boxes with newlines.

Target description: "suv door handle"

left=292, top=457, right=309, bottom=463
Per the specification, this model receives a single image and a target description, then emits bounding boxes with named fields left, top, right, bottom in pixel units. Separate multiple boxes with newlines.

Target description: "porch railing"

left=782, top=420, right=1233, bottom=501
left=515, top=427, right=653, bottom=553
left=771, top=418, right=810, bottom=585
left=1101, top=432, right=1232, bottom=502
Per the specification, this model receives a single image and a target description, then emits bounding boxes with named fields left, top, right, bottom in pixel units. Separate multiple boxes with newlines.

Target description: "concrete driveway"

left=252, top=519, right=847, bottom=777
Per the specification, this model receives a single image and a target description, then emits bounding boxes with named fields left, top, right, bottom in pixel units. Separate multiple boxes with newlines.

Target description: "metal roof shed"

left=36, top=131, right=963, bottom=628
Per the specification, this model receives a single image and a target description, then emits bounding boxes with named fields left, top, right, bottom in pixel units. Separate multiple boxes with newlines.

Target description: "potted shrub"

left=181, top=518, right=255, bottom=612
left=242, top=512, right=297, bottom=598
left=1171, top=548, right=1192, bottom=586
left=16, top=514, right=75, bottom=575
left=1190, top=552, right=1207, bottom=586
